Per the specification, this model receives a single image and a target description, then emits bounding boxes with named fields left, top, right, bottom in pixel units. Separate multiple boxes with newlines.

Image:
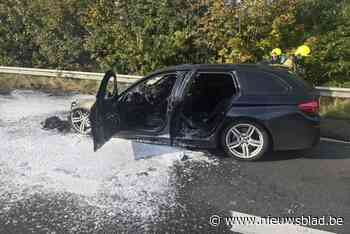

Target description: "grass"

left=0, top=73, right=130, bottom=94
left=320, top=97, right=350, bottom=121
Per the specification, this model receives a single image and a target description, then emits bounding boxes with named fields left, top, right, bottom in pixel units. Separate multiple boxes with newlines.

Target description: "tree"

left=0, top=0, right=94, bottom=70
left=84, top=0, right=211, bottom=74
left=299, top=0, right=350, bottom=85
left=0, top=0, right=349, bottom=84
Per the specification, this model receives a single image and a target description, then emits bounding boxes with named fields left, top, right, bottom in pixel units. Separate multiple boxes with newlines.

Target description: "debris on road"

left=181, top=154, right=190, bottom=161
left=0, top=90, right=219, bottom=233
left=41, top=116, right=71, bottom=133
left=41, top=116, right=71, bottom=132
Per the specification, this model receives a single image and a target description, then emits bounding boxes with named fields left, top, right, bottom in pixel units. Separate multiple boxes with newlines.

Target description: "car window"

left=284, top=72, right=314, bottom=92
left=137, top=73, right=177, bottom=98
left=106, top=76, right=117, bottom=98
left=122, top=72, right=178, bottom=104
left=143, top=73, right=176, bottom=90
left=238, top=70, right=290, bottom=95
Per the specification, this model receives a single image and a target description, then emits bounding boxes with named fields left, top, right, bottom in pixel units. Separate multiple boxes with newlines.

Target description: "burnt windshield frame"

left=117, top=69, right=189, bottom=102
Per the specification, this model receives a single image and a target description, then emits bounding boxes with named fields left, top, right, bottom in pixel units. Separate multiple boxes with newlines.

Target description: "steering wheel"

left=143, top=92, right=154, bottom=105
left=128, top=92, right=152, bottom=106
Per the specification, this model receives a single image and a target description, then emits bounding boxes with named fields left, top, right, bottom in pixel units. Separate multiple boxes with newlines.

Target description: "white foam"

left=0, top=90, right=216, bottom=224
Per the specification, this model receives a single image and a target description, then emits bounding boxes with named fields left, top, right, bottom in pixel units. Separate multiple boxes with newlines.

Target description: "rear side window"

left=285, top=72, right=314, bottom=92
left=238, top=70, right=290, bottom=95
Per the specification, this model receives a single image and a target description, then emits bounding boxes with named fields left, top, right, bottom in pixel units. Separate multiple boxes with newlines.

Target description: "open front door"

left=90, top=71, right=121, bottom=151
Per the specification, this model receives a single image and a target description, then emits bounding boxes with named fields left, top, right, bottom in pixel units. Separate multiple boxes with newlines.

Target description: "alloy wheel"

left=225, top=123, right=264, bottom=159
left=70, top=109, right=91, bottom=135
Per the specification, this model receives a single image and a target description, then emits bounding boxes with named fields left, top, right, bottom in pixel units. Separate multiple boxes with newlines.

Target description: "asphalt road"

left=0, top=90, right=349, bottom=234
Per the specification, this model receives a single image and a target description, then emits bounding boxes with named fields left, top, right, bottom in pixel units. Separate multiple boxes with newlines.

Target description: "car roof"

left=154, top=64, right=311, bottom=93
left=156, top=63, right=288, bottom=74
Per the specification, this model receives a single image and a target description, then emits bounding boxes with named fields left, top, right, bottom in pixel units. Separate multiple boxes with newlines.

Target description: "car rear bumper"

left=270, top=114, right=321, bottom=151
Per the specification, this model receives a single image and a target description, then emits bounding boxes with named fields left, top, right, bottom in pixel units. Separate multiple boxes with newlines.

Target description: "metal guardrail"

left=1, top=66, right=350, bottom=98
left=0, top=66, right=141, bottom=84
left=316, top=86, right=350, bottom=98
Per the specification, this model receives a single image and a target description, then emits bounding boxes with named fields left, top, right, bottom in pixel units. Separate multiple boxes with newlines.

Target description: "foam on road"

left=0, top=90, right=216, bottom=232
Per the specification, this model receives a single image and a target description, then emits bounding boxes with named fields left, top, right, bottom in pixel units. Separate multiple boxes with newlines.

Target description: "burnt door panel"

left=168, top=70, right=195, bottom=143
left=90, top=100, right=120, bottom=151
left=169, top=71, right=238, bottom=142
left=90, top=71, right=121, bottom=151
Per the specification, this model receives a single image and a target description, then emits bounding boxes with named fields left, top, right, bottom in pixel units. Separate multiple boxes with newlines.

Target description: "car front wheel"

left=221, top=120, right=269, bottom=161
left=70, top=108, right=91, bottom=135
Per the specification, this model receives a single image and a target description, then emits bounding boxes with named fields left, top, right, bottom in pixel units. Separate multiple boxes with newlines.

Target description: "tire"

left=69, top=108, right=91, bottom=135
left=221, top=120, right=269, bottom=161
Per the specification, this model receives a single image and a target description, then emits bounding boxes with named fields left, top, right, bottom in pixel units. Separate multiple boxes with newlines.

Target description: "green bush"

left=0, top=0, right=349, bottom=82
left=321, top=99, right=350, bottom=121
left=323, top=80, right=350, bottom=88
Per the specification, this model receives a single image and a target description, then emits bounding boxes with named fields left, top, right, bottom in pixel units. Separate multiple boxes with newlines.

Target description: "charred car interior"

left=178, top=72, right=236, bottom=137
left=90, top=64, right=320, bottom=161
left=120, top=73, right=177, bottom=132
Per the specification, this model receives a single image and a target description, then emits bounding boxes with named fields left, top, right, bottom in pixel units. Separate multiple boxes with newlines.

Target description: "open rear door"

left=90, top=71, right=121, bottom=151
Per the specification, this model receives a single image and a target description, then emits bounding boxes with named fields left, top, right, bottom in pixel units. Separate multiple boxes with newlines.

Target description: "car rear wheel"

left=70, top=108, right=91, bottom=135
left=221, top=120, right=269, bottom=161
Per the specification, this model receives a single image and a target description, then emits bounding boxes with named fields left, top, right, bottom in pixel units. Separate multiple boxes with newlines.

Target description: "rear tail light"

left=298, top=100, right=320, bottom=114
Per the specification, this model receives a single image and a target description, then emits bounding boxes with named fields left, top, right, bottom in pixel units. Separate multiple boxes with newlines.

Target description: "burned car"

left=89, top=64, right=320, bottom=161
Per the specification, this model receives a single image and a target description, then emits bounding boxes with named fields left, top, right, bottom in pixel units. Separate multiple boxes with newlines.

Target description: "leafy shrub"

left=0, top=0, right=349, bottom=83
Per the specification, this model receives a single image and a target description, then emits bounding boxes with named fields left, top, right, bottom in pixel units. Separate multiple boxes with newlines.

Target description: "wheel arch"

left=71, top=101, right=95, bottom=111
left=71, top=106, right=91, bottom=112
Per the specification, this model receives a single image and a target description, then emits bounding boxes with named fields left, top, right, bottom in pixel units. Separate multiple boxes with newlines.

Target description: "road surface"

left=0, top=90, right=349, bottom=233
